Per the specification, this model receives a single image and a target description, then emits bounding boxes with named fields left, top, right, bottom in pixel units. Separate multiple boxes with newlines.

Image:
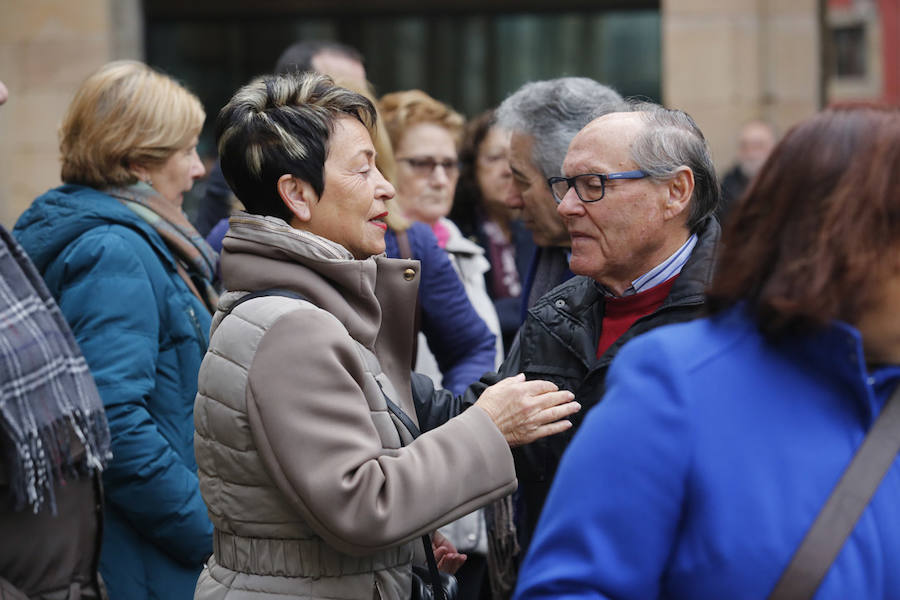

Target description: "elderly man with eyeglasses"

left=473, top=103, right=721, bottom=598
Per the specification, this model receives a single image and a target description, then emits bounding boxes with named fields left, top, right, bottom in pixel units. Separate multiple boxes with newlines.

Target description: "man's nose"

left=556, top=186, right=582, bottom=217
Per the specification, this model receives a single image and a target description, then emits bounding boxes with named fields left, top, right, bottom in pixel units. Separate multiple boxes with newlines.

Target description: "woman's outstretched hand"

left=474, top=373, right=580, bottom=447
left=432, top=530, right=466, bottom=574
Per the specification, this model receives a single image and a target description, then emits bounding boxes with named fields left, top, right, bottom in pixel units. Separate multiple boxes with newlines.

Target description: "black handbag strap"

left=221, top=288, right=309, bottom=317
left=769, top=383, right=900, bottom=600
left=382, top=391, right=447, bottom=600
left=224, top=288, right=445, bottom=600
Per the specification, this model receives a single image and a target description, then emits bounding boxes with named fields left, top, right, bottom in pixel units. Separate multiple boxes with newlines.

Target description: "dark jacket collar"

left=524, top=216, right=721, bottom=370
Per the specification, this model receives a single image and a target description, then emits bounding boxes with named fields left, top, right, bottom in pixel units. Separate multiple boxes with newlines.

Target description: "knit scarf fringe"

left=0, top=226, right=111, bottom=514
left=2, top=409, right=109, bottom=514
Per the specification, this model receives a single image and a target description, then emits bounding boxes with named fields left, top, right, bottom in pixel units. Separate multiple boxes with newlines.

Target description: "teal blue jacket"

left=14, top=185, right=213, bottom=600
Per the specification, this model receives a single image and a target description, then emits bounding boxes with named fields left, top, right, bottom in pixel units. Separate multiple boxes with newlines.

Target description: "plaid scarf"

left=108, top=183, right=219, bottom=313
left=0, top=226, right=110, bottom=513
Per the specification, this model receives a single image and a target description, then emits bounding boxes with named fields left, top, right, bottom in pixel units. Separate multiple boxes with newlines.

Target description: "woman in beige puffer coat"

left=193, top=73, right=579, bottom=600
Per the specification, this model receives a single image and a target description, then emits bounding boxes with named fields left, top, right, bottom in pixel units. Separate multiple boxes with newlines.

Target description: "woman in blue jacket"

left=14, top=61, right=215, bottom=600
left=515, top=105, right=900, bottom=599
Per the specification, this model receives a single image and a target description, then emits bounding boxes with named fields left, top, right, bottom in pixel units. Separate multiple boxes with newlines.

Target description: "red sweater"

left=597, top=275, right=679, bottom=357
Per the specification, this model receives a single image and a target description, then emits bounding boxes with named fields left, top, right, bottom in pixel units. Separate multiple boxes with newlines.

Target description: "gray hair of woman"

left=495, top=77, right=626, bottom=179
left=215, top=72, right=376, bottom=223
left=629, top=101, right=720, bottom=232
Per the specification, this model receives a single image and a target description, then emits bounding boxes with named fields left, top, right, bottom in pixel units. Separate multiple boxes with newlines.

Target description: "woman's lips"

left=370, top=212, right=389, bottom=231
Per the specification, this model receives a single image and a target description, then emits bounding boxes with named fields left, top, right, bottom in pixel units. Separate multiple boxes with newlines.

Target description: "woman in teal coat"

left=14, top=61, right=216, bottom=600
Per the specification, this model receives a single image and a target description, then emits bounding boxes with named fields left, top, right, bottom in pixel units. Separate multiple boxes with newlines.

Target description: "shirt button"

left=555, top=299, right=566, bottom=308
left=403, top=268, right=416, bottom=281
left=867, top=376, right=875, bottom=385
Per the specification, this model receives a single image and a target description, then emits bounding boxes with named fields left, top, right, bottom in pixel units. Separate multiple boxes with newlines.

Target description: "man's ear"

left=664, top=166, right=694, bottom=221
left=277, top=174, right=318, bottom=224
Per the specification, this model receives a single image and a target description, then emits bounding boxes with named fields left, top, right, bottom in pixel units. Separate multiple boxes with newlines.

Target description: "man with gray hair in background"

left=495, top=77, right=627, bottom=316
left=479, top=102, right=721, bottom=597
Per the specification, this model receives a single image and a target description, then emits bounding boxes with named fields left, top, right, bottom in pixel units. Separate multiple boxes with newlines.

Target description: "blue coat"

left=385, top=222, right=496, bottom=395
left=14, top=185, right=213, bottom=600
left=515, top=304, right=900, bottom=600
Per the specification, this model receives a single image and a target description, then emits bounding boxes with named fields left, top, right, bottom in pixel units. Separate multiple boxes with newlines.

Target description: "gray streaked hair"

left=215, top=72, right=376, bottom=222
left=495, top=77, right=626, bottom=179
left=629, top=102, right=720, bottom=232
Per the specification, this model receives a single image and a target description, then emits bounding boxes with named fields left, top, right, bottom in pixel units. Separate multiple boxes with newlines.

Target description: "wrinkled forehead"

left=565, top=112, right=643, bottom=173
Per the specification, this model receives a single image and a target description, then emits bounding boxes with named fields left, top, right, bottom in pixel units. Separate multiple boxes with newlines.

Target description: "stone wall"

left=662, top=0, right=821, bottom=173
left=2, top=1, right=823, bottom=225
left=0, top=0, right=142, bottom=227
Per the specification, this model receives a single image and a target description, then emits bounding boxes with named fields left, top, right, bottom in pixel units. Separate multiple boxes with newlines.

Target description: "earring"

left=144, top=177, right=153, bottom=187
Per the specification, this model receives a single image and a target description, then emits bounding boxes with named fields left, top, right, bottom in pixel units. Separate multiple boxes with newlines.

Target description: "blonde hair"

left=333, top=76, right=410, bottom=232
left=378, top=90, right=464, bottom=152
left=60, top=60, right=205, bottom=187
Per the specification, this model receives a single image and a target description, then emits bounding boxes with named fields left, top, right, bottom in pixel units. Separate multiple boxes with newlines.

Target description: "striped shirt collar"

left=598, top=233, right=698, bottom=297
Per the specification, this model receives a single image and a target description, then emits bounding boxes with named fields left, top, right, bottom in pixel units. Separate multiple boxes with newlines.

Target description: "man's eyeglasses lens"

left=400, top=157, right=460, bottom=176
left=549, top=171, right=647, bottom=203
left=550, top=174, right=606, bottom=204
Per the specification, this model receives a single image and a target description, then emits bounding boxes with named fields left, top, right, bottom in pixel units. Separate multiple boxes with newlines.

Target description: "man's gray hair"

left=495, top=77, right=626, bottom=179
left=629, top=102, right=720, bottom=232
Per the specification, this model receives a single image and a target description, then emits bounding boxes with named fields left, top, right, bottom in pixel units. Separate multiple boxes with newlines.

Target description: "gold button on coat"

left=403, top=268, right=416, bottom=281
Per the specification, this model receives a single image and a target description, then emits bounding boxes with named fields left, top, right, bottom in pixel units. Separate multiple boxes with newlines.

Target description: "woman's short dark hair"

left=707, top=104, right=900, bottom=337
left=215, top=72, right=376, bottom=222
left=450, top=109, right=496, bottom=239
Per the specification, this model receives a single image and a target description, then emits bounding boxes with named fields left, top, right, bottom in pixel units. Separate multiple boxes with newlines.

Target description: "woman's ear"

left=278, top=174, right=318, bottom=225
left=130, top=163, right=151, bottom=184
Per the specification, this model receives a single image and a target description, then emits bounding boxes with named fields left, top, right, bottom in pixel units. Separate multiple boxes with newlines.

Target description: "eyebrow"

left=353, top=148, right=375, bottom=161
left=510, top=165, right=529, bottom=180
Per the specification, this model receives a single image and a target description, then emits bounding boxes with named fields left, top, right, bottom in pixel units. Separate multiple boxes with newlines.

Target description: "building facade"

left=0, top=0, right=835, bottom=226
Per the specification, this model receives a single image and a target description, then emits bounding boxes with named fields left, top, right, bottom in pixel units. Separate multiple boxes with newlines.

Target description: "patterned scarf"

left=108, top=183, right=219, bottom=313
left=0, top=226, right=110, bottom=513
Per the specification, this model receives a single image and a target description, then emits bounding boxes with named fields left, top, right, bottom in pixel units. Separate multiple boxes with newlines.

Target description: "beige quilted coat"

left=193, top=214, right=517, bottom=600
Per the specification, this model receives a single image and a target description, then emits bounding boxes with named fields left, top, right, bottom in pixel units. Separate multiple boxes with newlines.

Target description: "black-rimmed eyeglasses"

left=547, top=170, right=648, bottom=204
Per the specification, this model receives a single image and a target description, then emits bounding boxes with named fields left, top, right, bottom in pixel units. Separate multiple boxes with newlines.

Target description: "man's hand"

left=432, top=530, right=466, bottom=574
left=474, top=373, right=580, bottom=447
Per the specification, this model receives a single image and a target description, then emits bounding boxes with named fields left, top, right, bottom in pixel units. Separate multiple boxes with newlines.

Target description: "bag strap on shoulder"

left=382, top=385, right=447, bottom=600
left=769, top=383, right=900, bottom=599
left=222, top=286, right=446, bottom=600
left=221, top=288, right=309, bottom=317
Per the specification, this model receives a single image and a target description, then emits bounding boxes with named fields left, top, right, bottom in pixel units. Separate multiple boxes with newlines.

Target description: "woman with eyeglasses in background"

left=379, top=91, right=504, bottom=600
left=380, top=91, right=504, bottom=376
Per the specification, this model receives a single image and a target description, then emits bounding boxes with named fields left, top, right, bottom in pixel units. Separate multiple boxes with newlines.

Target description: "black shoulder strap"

left=384, top=394, right=422, bottom=438
left=769, top=383, right=900, bottom=599
left=221, top=288, right=309, bottom=317
left=379, top=383, right=447, bottom=600
left=225, top=285, right=445, bottom=599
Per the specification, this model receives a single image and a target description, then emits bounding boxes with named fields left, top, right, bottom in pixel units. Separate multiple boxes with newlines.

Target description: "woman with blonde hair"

left=380, top=91, right=503, bottom=390
left=14, top=60, right=215, bottom=599
left=379, top=90, right=504, bottom=600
